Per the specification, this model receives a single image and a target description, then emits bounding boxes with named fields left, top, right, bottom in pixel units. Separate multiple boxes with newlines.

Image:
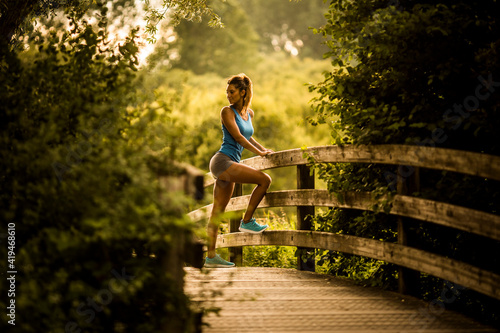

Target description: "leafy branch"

left=142, top=0, right=223, bottom=43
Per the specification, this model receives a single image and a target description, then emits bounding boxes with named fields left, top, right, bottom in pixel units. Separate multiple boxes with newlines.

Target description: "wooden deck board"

left=185, top=267, right=499, bottom=333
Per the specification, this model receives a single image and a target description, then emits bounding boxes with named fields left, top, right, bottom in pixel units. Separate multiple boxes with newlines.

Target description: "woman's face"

left=226, top=84, right=245, bottom=105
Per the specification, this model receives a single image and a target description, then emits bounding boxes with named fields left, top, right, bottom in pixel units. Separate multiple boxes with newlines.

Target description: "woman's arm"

left=221, top=107, right=267, bottom=157
left=249, top=137, right=273, bottom=154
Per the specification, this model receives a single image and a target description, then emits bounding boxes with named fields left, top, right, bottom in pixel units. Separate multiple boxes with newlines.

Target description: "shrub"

left=0, top=6, right=199, bottom=333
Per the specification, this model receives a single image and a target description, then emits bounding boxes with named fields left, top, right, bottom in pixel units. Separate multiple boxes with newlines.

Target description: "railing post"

left=297, top=164, right=315, bottom=271
left=229, top=183, right=243, bottom=266
left=397, top=165, right=420, bottom=296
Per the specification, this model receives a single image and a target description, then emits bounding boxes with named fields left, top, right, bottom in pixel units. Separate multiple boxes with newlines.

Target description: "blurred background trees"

left=169, top=0, right=259, bottom=75
left=237, top=0, right=328, bottom=58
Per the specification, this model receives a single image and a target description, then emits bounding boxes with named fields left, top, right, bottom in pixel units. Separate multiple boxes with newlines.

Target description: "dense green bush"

left=0, top=6, right=199, bottom=333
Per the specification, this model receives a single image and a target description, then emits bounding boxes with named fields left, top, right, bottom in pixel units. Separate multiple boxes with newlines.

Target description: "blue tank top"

left=218, top=106, right=254, bottom=162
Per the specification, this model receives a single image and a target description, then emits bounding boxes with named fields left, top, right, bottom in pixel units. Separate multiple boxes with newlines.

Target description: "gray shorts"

left=209, top=152, right=235, bottom=179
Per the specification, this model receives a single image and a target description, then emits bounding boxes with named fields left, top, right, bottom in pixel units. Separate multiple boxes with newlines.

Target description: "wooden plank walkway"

left=184, top=267, right=499, bottom=333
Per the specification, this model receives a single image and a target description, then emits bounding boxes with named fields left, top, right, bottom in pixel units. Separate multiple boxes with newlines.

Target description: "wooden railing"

left=188, top=145, right=500, bottom=300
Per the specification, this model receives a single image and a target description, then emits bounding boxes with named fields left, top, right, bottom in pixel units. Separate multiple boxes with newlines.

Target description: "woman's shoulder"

left=220, top=106, right=235, bottom=117
left=248, top=108, right=255, bottom=118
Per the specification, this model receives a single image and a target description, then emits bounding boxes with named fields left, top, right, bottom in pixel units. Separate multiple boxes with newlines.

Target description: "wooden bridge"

left=186, top=145, right=500, bottom=332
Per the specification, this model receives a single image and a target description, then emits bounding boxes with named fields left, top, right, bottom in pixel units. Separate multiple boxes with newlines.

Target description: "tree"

left=0, top=0, right=222, bottom=49
left=311, top=0, right=500, bottom=150
left=164, top=0, right=259, bottom=75
left=309, top=0, right=500, bottom=325
left=236, top=0, right=329, bottom=58
left=0, top=0, right=90, bottom=45
left=143, top=0, right=222, bottom=43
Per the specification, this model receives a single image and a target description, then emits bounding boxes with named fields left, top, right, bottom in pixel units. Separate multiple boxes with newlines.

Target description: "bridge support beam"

left=297, top=164, right=315, bottom=271
left=397, top=165, right=420, bottom=296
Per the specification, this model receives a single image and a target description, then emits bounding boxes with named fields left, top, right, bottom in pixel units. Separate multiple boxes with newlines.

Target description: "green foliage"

left=0, top=6, right=200, bottom=333
left=143, top=0, right=223, bottom=43
left=0, top=0, right=91, bottom=45
left=317, top=250, right=398, bottom=289
left=243, top=210, right=297, bottom=269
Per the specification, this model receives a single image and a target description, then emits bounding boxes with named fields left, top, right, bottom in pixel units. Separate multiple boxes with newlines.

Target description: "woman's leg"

left=218, top=163, right=272, bottom=222
left=207, top=179, right=235, bottom=258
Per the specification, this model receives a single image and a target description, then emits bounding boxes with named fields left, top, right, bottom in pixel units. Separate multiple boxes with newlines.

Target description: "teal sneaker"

left=204, top=254, right=235, bottom=268
left=239, top=218, right=269, bottom=234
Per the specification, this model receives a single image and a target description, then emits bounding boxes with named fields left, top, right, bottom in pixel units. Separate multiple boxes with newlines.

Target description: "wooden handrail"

left=204, top=145, right=500, bottom=187
left=188, top=189, right=500, bottom=241
left=190, top=145, right=500, bottom=300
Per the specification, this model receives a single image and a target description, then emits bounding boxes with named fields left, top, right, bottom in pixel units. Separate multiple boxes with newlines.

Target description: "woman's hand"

left=259, top=149, right=274, bottom=157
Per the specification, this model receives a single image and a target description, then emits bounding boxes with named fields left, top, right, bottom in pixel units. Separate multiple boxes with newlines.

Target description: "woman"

left=205, top=73, right=273, bottom=268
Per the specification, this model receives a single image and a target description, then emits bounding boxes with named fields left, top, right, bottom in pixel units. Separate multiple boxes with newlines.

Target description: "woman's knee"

left=260, top=172, right=272, bottom=188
